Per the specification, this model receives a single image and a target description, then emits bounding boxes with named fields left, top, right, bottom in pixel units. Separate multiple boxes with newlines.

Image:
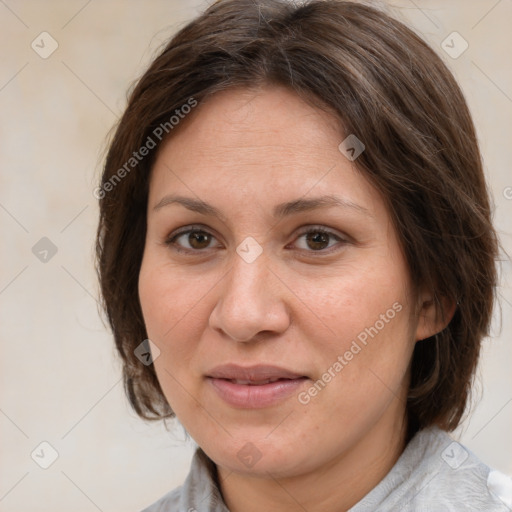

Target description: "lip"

left=206, top=364, right=309, bottom=408
left=207, top=364, right=306, bottom=381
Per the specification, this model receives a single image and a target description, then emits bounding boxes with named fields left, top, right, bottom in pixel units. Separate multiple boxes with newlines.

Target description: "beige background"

left=1, top=0, right=511, bottom=510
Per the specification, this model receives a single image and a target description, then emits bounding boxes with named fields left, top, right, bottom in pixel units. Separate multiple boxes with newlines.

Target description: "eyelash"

left=165, top=224, right=348, bottom=255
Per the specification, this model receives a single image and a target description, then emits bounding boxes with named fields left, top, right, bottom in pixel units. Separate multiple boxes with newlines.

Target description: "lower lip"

left=208, top=377, right=308, bottom=408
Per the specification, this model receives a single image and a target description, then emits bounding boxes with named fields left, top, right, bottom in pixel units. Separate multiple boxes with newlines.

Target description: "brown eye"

left=166, top=228, right=218, bottom=252
left=294, top=227, right=346, bottom=253
left=187, top=231, right=212, bottom=249
left=305, top=231, right=330, bottom=250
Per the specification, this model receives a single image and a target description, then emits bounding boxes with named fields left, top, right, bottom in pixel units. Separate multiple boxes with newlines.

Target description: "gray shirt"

left=142, top=426, right=512, bottom=511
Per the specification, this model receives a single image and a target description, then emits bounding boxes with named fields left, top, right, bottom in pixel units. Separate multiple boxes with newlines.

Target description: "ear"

left=415, top=291, right=457, bottom=341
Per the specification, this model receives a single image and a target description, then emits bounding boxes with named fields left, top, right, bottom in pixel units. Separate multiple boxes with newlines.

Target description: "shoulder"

left=140, top=486, right=182, bottom=512
left=351, top=427, right=512, bottom=512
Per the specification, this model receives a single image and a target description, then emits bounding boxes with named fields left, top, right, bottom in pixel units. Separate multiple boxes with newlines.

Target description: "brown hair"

left=96, top=0, right=499, bottom=437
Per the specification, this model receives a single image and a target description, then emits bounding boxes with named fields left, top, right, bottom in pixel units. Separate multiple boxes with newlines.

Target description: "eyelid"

left=167, top=223, right=216, bottom=239
left=295, top=225, right=347, bottom=240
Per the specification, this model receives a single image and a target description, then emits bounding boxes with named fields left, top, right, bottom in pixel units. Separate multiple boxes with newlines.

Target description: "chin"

left=199, top=432, right=314, bottom=478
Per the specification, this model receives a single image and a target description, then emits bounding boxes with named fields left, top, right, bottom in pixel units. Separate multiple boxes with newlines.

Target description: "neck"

left=217, top=408, right=408, bottom=512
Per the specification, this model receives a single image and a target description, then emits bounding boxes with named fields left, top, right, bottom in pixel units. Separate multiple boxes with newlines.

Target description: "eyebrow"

left=152, top=194, right=371, bottom=219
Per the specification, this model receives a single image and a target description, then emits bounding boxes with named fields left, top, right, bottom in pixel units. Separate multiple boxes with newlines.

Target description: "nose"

left=208, top=251, right=291, bottom=343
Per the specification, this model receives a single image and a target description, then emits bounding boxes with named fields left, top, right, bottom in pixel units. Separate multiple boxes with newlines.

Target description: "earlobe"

left=415, top=293, right=457, bottom=342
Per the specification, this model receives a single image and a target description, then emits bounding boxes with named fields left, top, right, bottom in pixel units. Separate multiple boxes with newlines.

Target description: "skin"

left=138, top=85, right=452, bottom=512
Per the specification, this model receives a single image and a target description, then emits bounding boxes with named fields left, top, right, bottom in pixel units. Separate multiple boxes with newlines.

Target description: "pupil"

left=190, top=232, right=210, bottom=249
left=307, top=232, right=328, bottom=250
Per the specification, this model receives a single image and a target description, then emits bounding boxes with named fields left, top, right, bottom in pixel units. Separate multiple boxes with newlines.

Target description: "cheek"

left=291, top=264, right=410, bottom=347
left=138, top=257, right=208, bottom=415
left=139, top=254, right=209, bottom=339
left=138, top=253, right=227, bottom=387
left=290, top=259, right=415, bottom=410
left=138, top=260, right=193, bottom=379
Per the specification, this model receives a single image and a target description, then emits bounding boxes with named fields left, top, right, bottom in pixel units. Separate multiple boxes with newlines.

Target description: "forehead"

left=154, top=86, right=340, bottom=167
left=148, top=85, right=385, bottom=221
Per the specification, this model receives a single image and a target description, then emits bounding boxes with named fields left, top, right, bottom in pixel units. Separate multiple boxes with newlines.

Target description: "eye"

left=292, top=227, right=347, bottom=253
left=166, top=226, right=220, bottom=253
left=165, top=225, right=348, bottom=255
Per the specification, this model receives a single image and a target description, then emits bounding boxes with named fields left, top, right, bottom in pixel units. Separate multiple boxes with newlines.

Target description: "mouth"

left=224, top=377, right=295, bottom=385
left=207, top=363, right=307, bottom=381
left=206, top=364, right=309, bottom=408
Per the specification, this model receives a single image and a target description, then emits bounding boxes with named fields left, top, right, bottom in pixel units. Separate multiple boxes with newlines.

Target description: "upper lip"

left=207, top=364, right=306, bottom=382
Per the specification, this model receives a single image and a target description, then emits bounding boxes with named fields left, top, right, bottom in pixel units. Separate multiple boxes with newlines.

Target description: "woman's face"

left=138, top=85, right=431, bottom=478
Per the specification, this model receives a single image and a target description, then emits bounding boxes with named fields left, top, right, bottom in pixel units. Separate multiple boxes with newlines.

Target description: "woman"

left=96, top=0, right=511, bottom=510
